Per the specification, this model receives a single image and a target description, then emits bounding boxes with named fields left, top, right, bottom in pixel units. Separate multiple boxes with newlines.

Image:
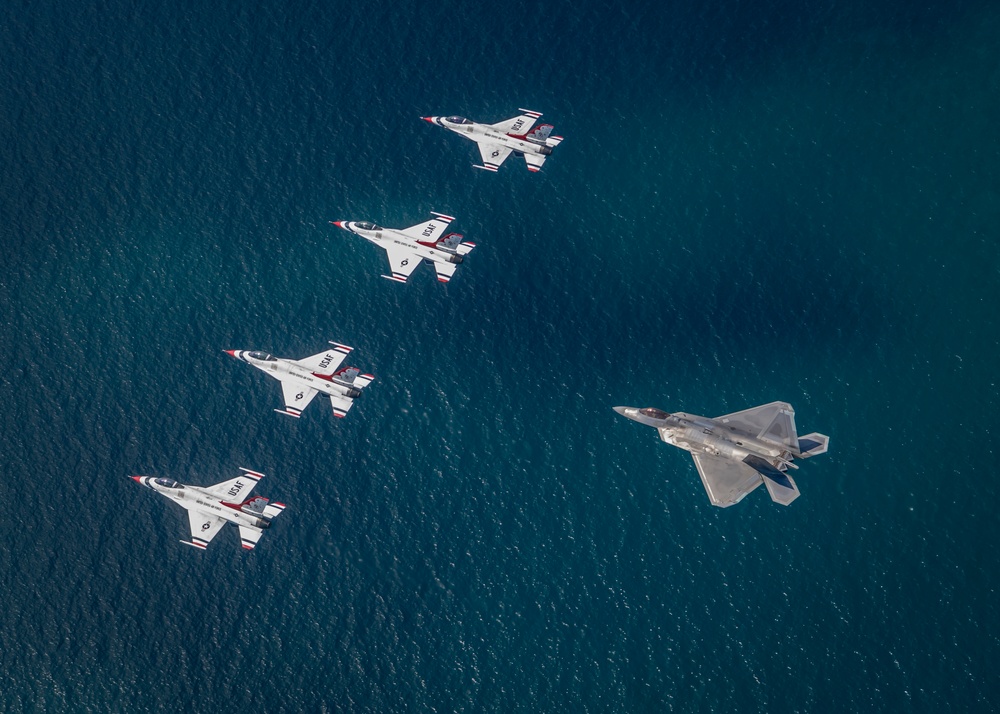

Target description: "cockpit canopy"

left=154, top=478, right=183, bottom=489
left=446, top=116, right=472, bottom=125
left=639, top=408, right=671, bottom=420
left=354, top=222, right=381, bottom=231
left=247, top=351, right=275, bottom=361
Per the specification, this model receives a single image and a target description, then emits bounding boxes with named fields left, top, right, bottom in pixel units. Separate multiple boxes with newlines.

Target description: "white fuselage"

left=136, top=477, right=268, bottom=530
left=342, top=223, right=461, bottom=266
left=236, top=352, right=360, bottom=398
left=439, top=118, right=551, bottom=157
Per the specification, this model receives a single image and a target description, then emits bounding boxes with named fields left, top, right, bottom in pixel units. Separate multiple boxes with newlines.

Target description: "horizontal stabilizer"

left=354, top=373, right=375, bottom=389
left=796, top=432, right=830, bottom=459
left=524, top=153, right=546, bottom=173
left=744, top=455, right=800, bottom=506
left=238, top=526, right=264, bottom=551
left=456, top=241, right=476, bottom=256
left=262, top=502, right=286, bottom=519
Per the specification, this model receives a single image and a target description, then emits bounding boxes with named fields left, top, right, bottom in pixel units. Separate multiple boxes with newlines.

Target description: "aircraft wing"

left=293, top=342, right=352, bottom=376
left=716, top=401, right=798, bottom=450
left=398, top=213, right=454, bottom=243
left=489, top=109, right=541, bottom=135
left=204, top=467, right=263, bottom=501
left=382, top=246, right=422, bottom=283
left=690, top=452, right=763, bottom=507
left=277, top=382, right=318, bottom=418
left=474, top=143, right=512, bottom=172
left=183, top=511, right=227, bottom=550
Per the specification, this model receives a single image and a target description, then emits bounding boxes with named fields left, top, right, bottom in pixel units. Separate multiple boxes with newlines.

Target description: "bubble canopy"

left=639, top=408, right=671, bottom=420
left=154, top=478, right=183, bottom=489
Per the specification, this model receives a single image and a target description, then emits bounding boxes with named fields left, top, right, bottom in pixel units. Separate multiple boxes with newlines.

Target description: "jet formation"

left=614, top=402, right=829, bottom=507
left=130, top=467, right=286, bottom=550
left=331, top=212, right=476, bottom=283
left=226, top=342, right=374, bottom=418
left=422, top=109, right=564, bottom=172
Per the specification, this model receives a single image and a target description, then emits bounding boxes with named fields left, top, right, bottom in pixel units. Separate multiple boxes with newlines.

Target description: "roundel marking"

left=400, top=259, right=409, bottom=266
left=202, top=522, right=212, bottom=531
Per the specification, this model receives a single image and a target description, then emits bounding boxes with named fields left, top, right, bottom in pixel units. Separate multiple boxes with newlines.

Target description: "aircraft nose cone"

left=130, top=476, right=142, bottom=483
left=330, top=221, right=344, bottom=229
left=612, top=406, right=628, bottom=416
left=421, top=116, right=435, bottom=123
left=224, top=350, right=237, bottom=358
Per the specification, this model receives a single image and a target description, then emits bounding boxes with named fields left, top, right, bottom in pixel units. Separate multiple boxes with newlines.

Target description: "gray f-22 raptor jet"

left=614, top=402, right=829, bottom=507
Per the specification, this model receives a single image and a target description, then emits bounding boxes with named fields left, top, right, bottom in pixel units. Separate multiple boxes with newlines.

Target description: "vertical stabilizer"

left=743, top=455, right=801, bottom=506
left=760, top=407, right=799, bottom=451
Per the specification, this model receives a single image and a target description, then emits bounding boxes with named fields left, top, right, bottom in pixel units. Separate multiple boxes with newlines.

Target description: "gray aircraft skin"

left=613, top=402, right=829, bottom=507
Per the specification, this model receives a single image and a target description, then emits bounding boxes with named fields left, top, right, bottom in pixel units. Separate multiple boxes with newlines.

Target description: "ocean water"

left=1, top=0, right=998, bottom=711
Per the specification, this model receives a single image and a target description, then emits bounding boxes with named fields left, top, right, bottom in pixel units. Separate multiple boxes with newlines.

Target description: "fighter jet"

left=422, top=110, right=563, bottom=172
left=330, top=213, right=475, bottom=283
left=226, top=342, right=374, bottom=418
left=613, top=402, right=829, bottom=507
left=130, top=467, right=286, bottom=551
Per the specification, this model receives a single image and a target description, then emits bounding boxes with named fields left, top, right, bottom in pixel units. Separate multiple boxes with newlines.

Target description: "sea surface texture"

left=1, top=0, right=998, bottom=711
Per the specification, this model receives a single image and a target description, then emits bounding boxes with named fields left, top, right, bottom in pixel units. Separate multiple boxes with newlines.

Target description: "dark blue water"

left=2, top=0, right=998, bottom=711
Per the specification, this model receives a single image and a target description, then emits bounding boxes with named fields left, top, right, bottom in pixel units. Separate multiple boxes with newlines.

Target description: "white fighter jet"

left=422, top=109, right=563, bottom=172
left=225, top=342, right=374, bottom=418
left=130, top=467, right=286, bottom=551
left=330, top=213, right=475, bottom=283
left=614, top=402, right=829, bottom=507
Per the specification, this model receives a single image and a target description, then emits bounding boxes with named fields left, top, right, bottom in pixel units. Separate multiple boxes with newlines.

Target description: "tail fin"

left=743, top=455, right=801, bottom=506
left=240, top=496, right=268, bottom=515
left=437, top=232, right=463, bottom=250
left=795, top=433, right=830, bottom=459
left=334, top=366, right=360, bottom=384
left=525, top=123, right=553, bottom=142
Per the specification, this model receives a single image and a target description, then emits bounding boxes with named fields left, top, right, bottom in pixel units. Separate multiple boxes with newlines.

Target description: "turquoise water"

left=1, top=0, right=998, bottom=710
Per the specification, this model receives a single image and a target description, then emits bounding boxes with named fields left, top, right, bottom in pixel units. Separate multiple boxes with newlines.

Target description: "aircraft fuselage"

left=134, top=477, right=270, bottom=530
left=342, top=224, right=462, bottom=266
left=234, top=352, right=362, bottom=399
left=439, top=119, right=551, bottom=156
left=617, top=409, right=790, bottom=468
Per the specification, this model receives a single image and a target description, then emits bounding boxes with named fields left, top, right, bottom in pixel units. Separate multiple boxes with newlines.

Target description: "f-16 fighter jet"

left=226, top=342, right=374, bottom=418
left=422, top=110, right=563, bottom=172
left=330, top=213, right=475, bottom=283
left=613, top=402, right=829, bottom=507
left=130, top=467, right=286, bottom=551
